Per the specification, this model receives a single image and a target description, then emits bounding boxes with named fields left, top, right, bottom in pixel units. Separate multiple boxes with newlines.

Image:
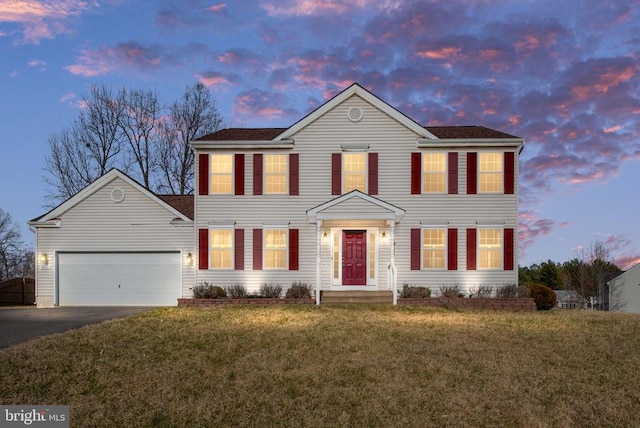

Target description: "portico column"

left=316, top=220, right=322, bottom=305
left=390, top=222, right=397, bottom=305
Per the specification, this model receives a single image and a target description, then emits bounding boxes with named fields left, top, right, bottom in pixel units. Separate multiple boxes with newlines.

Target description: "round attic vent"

left=111, top=188, right=125, bottom=203
left=347, top=107, right=363, bottom=123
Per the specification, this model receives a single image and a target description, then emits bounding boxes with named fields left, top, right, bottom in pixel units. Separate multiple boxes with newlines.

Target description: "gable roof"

left=29, top=169, right=193, bottom=226
left=193, top=83, right=523, bottom=146
left=307, top=190, right=405, bottom=223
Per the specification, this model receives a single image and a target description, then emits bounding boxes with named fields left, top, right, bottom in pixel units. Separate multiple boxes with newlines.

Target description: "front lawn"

left=1, top=306, right=639, bottom=427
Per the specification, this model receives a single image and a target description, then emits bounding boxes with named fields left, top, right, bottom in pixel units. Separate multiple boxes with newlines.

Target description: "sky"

left=1, top=0, right=639, bottom=269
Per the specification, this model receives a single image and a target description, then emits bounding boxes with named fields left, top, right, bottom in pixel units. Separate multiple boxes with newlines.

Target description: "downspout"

left=316, top=221, right=322, bottom=305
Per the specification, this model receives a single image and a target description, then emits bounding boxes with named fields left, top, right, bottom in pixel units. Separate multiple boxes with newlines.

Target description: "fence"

left=0, top=278, right=35, bottom=306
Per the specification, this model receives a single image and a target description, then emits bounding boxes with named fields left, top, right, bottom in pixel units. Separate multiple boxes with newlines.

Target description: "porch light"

left=186, top=252, right=193, bottom=266
left=39, top=253, right=48, bottom=266
left=322, top=231, right=329, bottom=242
left=381, top=231, right=389, bottom=243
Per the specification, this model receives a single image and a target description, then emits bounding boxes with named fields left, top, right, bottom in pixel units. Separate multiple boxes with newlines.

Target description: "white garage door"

left=57, top=252, right=181, bottom=306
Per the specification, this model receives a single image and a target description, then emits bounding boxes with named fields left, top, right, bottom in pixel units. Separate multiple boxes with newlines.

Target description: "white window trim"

left=422, top=152, right=447, bottom=194
left=263, top=227, right=289, bottom=270
left=478, top=152, right=503, bottom=194
left=264, top=153, right=289, bottom=195
left=342, top=152, right=368, bottom=194
left=421, top=227, right=447, bottom=270
left=209, top=153, right=234, bottom=195
left=208, top=226, right=235, bottom=270
left=477, top=228, right=503, bottom=270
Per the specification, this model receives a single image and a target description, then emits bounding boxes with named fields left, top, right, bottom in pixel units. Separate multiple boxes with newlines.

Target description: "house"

left=554, top=290, right=587, bottom=309
left=30, top=83, right=524, bottom=307
left=607, top=264, right=640, bottom=313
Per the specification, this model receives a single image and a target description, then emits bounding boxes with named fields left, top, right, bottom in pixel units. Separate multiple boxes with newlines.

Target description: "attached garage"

left=57, top=252, right=182, bottom=306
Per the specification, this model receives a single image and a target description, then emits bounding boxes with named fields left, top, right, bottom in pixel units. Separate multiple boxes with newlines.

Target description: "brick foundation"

left=178, top=298, right=315, bottom=307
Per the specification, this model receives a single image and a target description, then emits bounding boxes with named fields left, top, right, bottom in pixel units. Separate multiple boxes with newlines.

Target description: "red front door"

left=342, top=230, right=367, bottom=285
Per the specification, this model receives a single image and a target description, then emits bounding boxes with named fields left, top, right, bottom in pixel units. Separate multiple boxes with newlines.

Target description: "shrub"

left=438, top=285, right=462, bottom=298
left=226, top=283, right=247, bottom=299
left=526, top=283, right=557, bottom=310
left=496, top=284, right=518, bottom=298
left=400, top=284, right=431, bottom=298
left=516, top=286, right=531, bottom=298
left=259, top=283, right=283, bottom=298
left=193, top=283, right=227, bottom=299
left=286, top=281, right=312, bottom=299
left=469, top=285, right=493, bottom=298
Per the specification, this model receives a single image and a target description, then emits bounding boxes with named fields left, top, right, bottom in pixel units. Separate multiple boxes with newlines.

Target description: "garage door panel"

left=58, top=253, right=181, bottom=306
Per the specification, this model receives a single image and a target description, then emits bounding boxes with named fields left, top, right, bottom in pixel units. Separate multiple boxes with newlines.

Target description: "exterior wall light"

left=39, top=253, right=49, bottom=266
left=381, top=231, right=389, bottom=243
left=186, top=252, right=194, bottom=266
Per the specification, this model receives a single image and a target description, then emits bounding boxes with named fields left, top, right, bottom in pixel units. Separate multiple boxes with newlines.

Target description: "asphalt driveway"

left=0, top=307, right=154, bottom=349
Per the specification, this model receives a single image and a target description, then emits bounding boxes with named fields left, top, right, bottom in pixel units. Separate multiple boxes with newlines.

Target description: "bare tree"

left=157, top=83, right=223, bottom=194
left=0, top=209, right=28, bottom=281
left=118, top=88, right=162, bottom=189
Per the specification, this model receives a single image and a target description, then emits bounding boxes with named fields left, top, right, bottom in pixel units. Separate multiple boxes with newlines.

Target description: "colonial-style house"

left=30, top=83, right=524, bottom=306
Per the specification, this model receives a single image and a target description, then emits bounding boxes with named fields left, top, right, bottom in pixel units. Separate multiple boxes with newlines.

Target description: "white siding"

left=195, top=94, right=519, bottom=294
left=36, top=177, right=194, bottom=307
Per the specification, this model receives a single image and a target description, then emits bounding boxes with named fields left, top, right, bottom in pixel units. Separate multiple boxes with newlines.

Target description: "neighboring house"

left=30, top=83, right=524, bottom=307
left=29, top=170, right=194, bottom=307
left=192, top=83, right=524, bottom=304
left=607, top=264, right=640, bottom=313
left=554, top=290, right=587, bottom=309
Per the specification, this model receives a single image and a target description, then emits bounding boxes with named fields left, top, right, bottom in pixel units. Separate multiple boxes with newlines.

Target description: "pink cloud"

left=233, top=88, right=299, bottom=123
left=65, top=43, right=163, bottom=77
left=518, top=210, right=562, bottom=258
left=0, top=0, right=96, bottom=44
left=206, top=3, right=226, bottom=13
left=197, top=72, right=234, bottom=87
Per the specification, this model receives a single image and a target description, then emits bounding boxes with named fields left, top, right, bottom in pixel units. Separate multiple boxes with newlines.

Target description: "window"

left=422, top=229, right=446, bottom=269
left=210, top=154, right=233, bottom=194
left=423, top=153, right=446, bottom=193
left=479, top=153, right=502, bottom=193
left=210, top=229, right=233, bottom=269
left=478, top=229, right=502, bottom=269
left=343, top=153, right=366, bottom=193
left=265, top=154, right=288, bottom=194
left=265, top=229, right=287, bottom=269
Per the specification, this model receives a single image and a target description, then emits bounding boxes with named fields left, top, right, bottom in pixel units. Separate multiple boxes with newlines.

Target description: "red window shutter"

left=253, top=154, right=263, bottom=196
left=466, top=228, right=477, bottom=270
left=234, top=228, right=244, bottom=270
left=504, top=152, right=515, bottom=195
left=253, top=229, right=262, bottom=270
left=368, top=152, right=378, bottom=195
left=331, top=153, right=341, bottom=195
left=504, top=228, right=514, bottom=270
left=411, top=152, right=421, bottom=194
left=448, top=152, right=458, bottom=195
left=467, top=152, right=477, bottom=195
left=289, top=229, right=299, bottom=270
left=290, top=153, right=299, bottom=196
left=447, top=228, right=458, bottom=271
left=198, top=228, right=208, bottom=270
left=234, top=154, right=244, bottom=195
left=411, top=228, right=421, bottom=270
left=198, top=153, right=209, bottom=195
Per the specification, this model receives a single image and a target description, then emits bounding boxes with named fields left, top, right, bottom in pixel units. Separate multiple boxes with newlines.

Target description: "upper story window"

left=423, top=153, right=446, bottom=193
left=422, top=228, right=446, bottom=269
left=343, top=152, right=366, bottom=193
left=264, top=229, right=287, bottom=269
left=265, top=154, right=288, bottom=194
left=478, top=228, right=502, bottom=269
left=210, top=154, right=233, bottom=194
left=479, top=153, right=503, bottom=193
left=209, top=229, right=233, bottom=269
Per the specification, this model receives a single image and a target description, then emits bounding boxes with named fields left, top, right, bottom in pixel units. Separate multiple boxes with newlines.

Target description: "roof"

left=157, top=195, right=194, bottom=220
left=425, top=126, right=519, bottom=139
left=196, top=128, right=287, bottom=141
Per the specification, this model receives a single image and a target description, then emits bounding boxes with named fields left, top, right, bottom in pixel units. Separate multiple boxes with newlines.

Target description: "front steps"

left=321, top=290, right=393, bottom=304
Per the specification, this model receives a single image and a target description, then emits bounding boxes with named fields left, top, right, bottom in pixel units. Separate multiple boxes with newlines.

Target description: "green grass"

left=2, top=306, right=640, bottom=427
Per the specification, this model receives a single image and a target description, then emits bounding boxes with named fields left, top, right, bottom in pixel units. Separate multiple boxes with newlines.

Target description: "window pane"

left=479, top=229, right=501, bottom=269
left=333, top=233, right=340, bottom=279
left=422, top=229, right=445, bottom=269
left=479, top=153, right=502, bottom=193
left=265, top=154, right=288, bottom=194
left=343, top=153, right=366, bottom=193
left=210, top=154, right=233, bottom=194
left=369, top=232, right=376, bottom=279
left=423, top=153, right=446, bottom=193
left=210, top=229, right=232, bottom=269
left=265, top=230, right=287, bottom=269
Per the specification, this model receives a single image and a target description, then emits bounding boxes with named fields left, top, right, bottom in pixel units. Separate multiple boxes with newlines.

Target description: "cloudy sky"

left=1, top=0, right=639, bottom=268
